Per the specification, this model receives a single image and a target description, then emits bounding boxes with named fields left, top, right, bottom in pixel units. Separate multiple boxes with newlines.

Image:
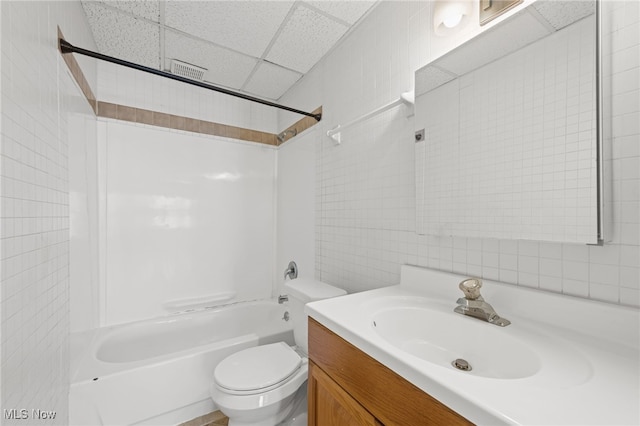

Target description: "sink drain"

left=452, top=358, right=472, bottom=371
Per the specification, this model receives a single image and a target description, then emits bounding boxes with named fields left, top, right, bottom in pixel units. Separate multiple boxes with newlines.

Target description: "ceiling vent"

left=170, top=59, right=207, bottom=81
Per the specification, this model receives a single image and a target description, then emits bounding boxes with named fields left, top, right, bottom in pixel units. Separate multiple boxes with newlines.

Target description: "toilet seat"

left=214, top=342, right=302, bottom=395
left=210, top=358, right=309, bottom=425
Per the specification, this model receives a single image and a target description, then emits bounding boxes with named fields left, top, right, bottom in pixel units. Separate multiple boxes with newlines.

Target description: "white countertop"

left=305, top=265, right=640, bottom=425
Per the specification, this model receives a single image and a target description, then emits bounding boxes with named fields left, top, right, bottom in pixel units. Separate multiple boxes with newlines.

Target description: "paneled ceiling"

left=81, top=1, right=377, bottom=100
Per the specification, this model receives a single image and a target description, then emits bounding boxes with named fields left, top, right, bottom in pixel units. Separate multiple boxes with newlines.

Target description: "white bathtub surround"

left=70, top=300, right=293, bottom=426
left=162, top=291, right=237, bottom=312
left=306, top=265, right=639, bottom=425
left=275, top=127, right=317, bottom=291
left=97, top=120, right=277, bottom=326
left=69, top=113, right=100, bottom=333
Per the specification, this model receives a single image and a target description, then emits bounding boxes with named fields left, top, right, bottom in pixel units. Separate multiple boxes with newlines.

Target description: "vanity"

left=306, top=265, right=640, bottom=425
left=308, top=318, right=471, bottom=425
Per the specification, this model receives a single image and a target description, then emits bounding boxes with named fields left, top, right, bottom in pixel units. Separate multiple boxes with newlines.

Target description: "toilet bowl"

left=210, top=279, right=346, bottom=426
left=210, top=342, right=308, bottom=426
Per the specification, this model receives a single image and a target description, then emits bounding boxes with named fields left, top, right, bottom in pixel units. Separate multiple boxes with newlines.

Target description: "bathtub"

left=69, top=299, right=294, bottom=426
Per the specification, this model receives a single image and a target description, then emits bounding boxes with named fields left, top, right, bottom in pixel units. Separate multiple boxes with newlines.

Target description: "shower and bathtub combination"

left=69, top=300, right=295, bottom=425
left=69, top=274, right=346, bottom=426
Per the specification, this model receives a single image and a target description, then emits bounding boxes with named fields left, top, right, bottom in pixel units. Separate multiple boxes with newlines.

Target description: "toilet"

left=210, top=279, right=346, bottom=426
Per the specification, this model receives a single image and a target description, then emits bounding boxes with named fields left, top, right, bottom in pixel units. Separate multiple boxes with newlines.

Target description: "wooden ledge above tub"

left=59, top=28, right=321, bottom=147
left=96, top=101, right=279, bottom=146
left=277, top=106, right=323, bottom=146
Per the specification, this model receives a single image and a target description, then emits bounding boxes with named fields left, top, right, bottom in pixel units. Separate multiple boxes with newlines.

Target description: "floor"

left=179, top=410, right=229, bottom=426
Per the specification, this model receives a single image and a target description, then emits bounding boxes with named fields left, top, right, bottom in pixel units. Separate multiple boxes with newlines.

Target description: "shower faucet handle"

left=284, top=261, right=298, bottom=280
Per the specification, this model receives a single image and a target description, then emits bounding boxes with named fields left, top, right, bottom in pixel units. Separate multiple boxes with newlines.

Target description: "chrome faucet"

left=454, top=278, right=511, bottom=327
left=284, top=261, right=298, bottom=280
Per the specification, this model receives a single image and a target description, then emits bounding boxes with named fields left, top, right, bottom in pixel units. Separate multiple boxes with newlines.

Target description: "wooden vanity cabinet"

left=308, top=318, right=473, bottom=426
left=308, top=362, right=381, bottom=426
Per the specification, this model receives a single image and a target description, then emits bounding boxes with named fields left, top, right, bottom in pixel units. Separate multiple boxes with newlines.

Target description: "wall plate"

left=480, top=0, right=523, bottom=25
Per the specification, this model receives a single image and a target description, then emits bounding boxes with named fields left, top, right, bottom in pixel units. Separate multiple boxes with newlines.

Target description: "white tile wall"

left=1, top=0, right=97, bottom=422
left=280, top=1, right=640, bottom=307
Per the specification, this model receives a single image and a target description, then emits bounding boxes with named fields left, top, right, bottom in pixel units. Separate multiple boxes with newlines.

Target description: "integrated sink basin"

left=305, top=266, right=640, bottom=425
left=371, top=301, right=539, bottom=379
left=366, top=296, right=592, bottom=386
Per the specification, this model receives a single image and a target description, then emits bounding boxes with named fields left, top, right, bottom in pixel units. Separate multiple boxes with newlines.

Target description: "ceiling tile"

left=243, top=62, right=302, bottom=100
left=82, top=2, right=160, bottom=69
left=266, top=5, right=349, bottom=74
left=415, top=66, right=457, bottom=96
left=164, top=30, right=258, bottom=90
left=99, top=0, right=160, bottom=22
left=304, top=1, right=375, bottom=25
left=164, top=1, right=295, bottom=58
left=83, top=1, right=380, bottom=107
left=533, top=1, right=595, bottom=31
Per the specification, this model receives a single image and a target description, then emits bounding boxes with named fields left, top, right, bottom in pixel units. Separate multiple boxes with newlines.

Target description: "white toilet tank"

left=283, top=278, right=346, bottom=354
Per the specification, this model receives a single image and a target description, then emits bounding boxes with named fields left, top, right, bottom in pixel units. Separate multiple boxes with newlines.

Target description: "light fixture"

left=443, top=13, right=463, bottom=28
left=433, top=0, right=471, bottom=36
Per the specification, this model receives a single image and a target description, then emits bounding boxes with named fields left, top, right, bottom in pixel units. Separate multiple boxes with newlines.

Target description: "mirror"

left=414, top=1, right=600, bottom=244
